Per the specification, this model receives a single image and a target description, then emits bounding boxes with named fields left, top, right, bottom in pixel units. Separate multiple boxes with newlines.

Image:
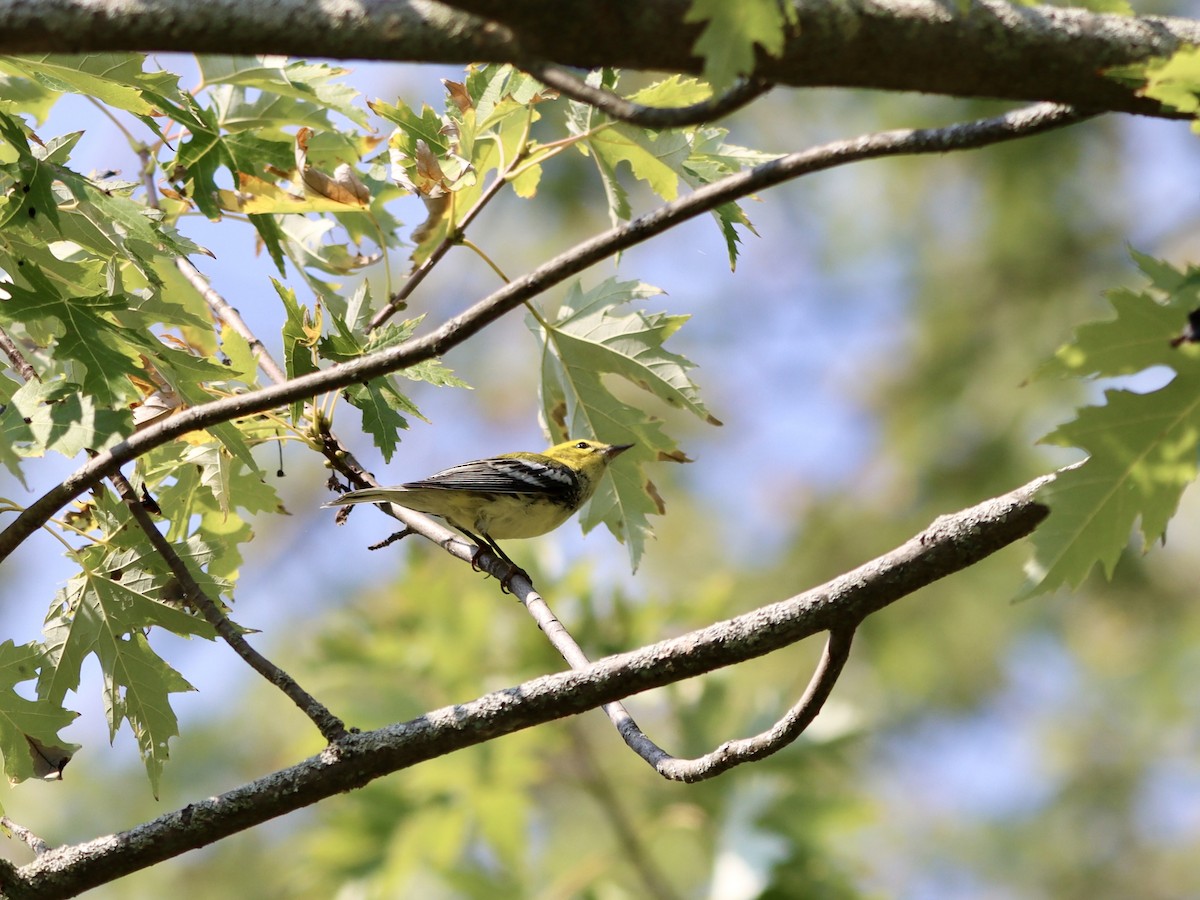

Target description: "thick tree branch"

left=0, top=101, right=1086, bottom=564
left=0, top=1, right=1193, bottom=116
left=10, top=472, right=1053, bottom=898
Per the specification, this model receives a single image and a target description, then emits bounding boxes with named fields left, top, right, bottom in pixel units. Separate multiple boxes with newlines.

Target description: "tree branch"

left=367, top=127, right=533, bottom=330
left=9, top=471, right=1052, bottom=897
left=109, top=469, right=348, bottom=742
left=0, top=1, right=1193, bottom=116
left=520, top=62, right=774, bottom=128
left=644, top=627, right=856, bottom=782
left=0, top=817, right=49, bottom=857
left=174, top=258, right=289, bottom=387
left=524, top=571, right=856, bottom=780
left=0, top=324, right=37, bottom=383
left=0, top=101, right=1087, bottom=564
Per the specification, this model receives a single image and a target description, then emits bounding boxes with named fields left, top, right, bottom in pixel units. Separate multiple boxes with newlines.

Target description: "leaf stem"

left=459, top=237, right=509, bottom=283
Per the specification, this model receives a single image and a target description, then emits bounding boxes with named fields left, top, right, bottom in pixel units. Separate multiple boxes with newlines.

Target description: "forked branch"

left=9, top=470, right=1052, bottom=897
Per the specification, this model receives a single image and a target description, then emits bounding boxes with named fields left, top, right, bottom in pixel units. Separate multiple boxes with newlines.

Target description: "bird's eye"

left=575, top=441, right=589, bottom=450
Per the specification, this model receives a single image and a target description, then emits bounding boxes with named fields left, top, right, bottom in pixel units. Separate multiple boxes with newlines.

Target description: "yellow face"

left=545, top=439, right=633, bottom=480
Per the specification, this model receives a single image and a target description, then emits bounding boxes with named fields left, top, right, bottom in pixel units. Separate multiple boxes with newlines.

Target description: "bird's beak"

left=605, top=443, right=634, bottom=460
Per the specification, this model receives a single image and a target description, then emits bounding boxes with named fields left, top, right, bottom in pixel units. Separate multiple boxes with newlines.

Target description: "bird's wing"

left=405, top=456, right=579, bottom=501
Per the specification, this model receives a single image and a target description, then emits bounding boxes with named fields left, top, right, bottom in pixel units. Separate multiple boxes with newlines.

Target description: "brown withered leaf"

left=129, top=355, right=182, bottom=431
left=645, top=479, right=667, bottom=515
left=413, top=139, right=447, bottom=188
left=295, top=126, right=370, bottom=207
left=546, top=401, right=569, bottom=439
left=442, top=79, right=472, bottom=114
left=656, top=448, right=692, bottom=464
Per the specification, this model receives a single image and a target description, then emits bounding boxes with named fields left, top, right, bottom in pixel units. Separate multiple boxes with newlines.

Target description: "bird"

left=324, top=439, right=633, bottom=587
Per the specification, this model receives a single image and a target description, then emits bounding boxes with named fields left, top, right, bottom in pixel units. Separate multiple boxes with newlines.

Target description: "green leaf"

left=371, top=97, right=449, bottom=156
left=0, top=641, right=79, bottom=785
left=0, top=53, right=184, bottom=119
left=278, top=279, right=320, bottom=424
left=102, top=536, right=231, bottom=620
left=142, top=443, right=282, bottom=586
left=1037, top=287, right=1198, bottom=380
left=684, top=0, right=793, bottom=88
left=51, top=164, right=208, bottom=271
left=587, top=127, right=685, bottom=201
left=0, top=269, right=146, bottom=406
left=565, top=76, right=774, bottom=262
left=344, top=380, right=408, bottom=463
left=39, top=529, right=214, bottom=792
left=0, top=73, right=60, bottom=123
left=626, top=74, right=717, bottom=109
left=169, top=95, right=235, bottom=220
left=172, top=379, right=260, bottom=473
left=0, top=107, right=202, bottom=295
left=219, top=322, right=260, bottom=382
left=319, top=297, right=464, bottom=460
left=102, top=630, right=194, bottom=795
left=1, top=377, right=129, bottom=471
left=681, top=127, right=776, bottom=268
left=1026, top=377, right=1200, bottom=595
left=181, top=443, right=241, bottom=517
left=0, top=108, right=64, bottom=231
left=529, top=277, right=719, bottom=569
left=198, top=57, right=368, bottom=128
left=1025, top=253, right=1200, bottom=595
left=545, top=279, right=714, bottom=420
left=1108, top=45, right=1200, bottom=115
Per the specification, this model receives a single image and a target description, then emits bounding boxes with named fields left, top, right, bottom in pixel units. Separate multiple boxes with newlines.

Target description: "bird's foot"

left=499, top=564, right=531, bottom=595
left=467, top=548, right=529, bottom=593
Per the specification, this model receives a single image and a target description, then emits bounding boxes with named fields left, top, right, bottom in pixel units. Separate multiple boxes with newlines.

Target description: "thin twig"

left=0, top=324, right=38, bottom=382
left=0, top=102, right=1090, bottom=563
left=523, top=62, right=773, bottom=128
left=0, top=817, right=50, bottom=857
left=138, top=146, right=292, bottom=389
left=108, top=469, right=348, bottom=742
left=368, top=121, right=533, bottom=330
left=175, top=257, right=289, bottom=385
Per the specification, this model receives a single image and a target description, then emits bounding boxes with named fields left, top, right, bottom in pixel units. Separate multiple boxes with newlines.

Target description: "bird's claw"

left=499, top=564, right=531, bottom=595
left=468, top=548, right=529, bottom=593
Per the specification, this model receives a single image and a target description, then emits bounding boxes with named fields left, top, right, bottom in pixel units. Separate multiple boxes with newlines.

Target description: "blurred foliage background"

left=2, top=59, right=1200, bottom=898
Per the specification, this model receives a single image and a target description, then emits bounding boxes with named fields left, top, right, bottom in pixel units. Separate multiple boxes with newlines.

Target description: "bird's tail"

left=321, top=487, right=402, bottom=509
